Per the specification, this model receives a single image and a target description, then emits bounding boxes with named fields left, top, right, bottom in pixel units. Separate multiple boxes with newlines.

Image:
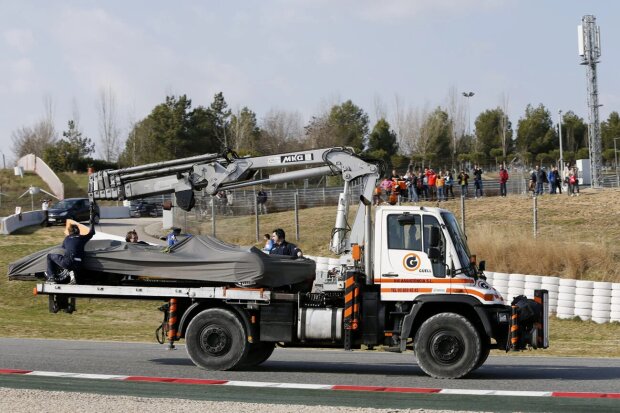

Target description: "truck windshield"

left=441, top=212, right=473, bottom=274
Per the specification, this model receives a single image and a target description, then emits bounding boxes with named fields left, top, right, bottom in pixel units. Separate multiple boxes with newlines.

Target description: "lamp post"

left=462, top=92, right=475, bottom=137
left=558, top=110, right=564, bottom=176
left=614, top=137, right=620, bottom=187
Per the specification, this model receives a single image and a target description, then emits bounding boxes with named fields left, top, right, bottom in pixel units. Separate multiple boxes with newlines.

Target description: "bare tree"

left=260, top=109, right=303, bottom=154
left=498, top=92, right=510, bottom=158
left=446, top=86, right=467, bottom=167
left=97, top=86, right=121, bottom=162
left=372, top=93, right=387, bottom=126
left=11, top=96, right=57, bottom=158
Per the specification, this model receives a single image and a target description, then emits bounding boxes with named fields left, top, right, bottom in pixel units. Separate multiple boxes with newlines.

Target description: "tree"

left=445, top=86, right=467, bottom=165
left=98, top=86, right=122, bottom=162
left=326, top=100, right=369, bottom=151
left=562, top=111, right=587, bottom=153
left=516, top=104, right=556, bottom=159
left=260, top=109, right=304, bottom=154
left=422, top=107, right=451, bottom=167
left=11, top=97, right=56, bottom=159
left=601, top=111, right=620, bottom=150
left=43, top=120, right=95, bottom=171
left=208, top=92, right=232, bottom=150
left=229, top=107, right=261, bottom=154
left=474, top=108, right=513, bottom=161
left=367, top=118, right=397, bottom=169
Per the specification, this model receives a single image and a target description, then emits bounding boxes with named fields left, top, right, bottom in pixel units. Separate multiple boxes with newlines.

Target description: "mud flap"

left=508, top=289, right=548, bottom=350
left=48, top=295, right=76, bottom=314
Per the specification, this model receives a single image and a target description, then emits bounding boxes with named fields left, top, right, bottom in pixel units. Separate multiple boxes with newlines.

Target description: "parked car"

left=129, top=200, right=161, bottom=217
left=47, top=198, right=100, bottom=225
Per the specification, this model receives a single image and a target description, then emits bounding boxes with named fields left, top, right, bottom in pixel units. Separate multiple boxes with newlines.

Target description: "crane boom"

left=88, top=147, right=381, bottom=255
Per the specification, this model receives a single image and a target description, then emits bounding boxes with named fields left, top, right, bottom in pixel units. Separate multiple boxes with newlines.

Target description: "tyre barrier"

left=310, top=257, right=620, bottom=324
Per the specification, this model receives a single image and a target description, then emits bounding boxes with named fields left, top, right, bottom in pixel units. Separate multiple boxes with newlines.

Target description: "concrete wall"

left=0, top=211, right=46, bottom=235
left=17, top=154, right=65, bottom=200
left=100, top=206, right=130, bottom=219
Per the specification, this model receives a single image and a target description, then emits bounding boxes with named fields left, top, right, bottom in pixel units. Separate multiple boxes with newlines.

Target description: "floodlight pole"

left=558, top=110, right=564, bottom=176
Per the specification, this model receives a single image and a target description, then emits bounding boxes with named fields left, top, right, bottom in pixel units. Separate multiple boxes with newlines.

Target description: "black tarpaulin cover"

left=7, top=235, right=316, bottom=288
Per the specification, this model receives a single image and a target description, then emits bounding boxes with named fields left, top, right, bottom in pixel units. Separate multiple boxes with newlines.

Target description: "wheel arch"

left=406, top=295, right=492, bottom=341
left=178, top=300, right=252, bottom=342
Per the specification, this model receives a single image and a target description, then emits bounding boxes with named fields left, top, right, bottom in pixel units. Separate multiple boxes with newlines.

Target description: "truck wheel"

left=93, top=214, right=100, bottom=224
left=473, top=337, right=491, bottom=371
left=239, top=342, right=276, bottom=368
left=185, top=308, right=248, bottom=371
left=414, top=312, right=481, bottom=379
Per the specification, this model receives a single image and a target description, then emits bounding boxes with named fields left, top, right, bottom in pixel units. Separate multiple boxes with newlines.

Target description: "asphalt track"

left=0, top=338, right=619, bottom=411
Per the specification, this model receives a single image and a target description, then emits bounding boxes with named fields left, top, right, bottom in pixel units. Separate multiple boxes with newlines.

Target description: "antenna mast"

left=578, top=15, right=602, bottom=187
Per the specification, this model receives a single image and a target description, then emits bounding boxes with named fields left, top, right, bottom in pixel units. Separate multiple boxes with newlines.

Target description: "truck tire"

left=185, top=308, right=248, bottom=371
left=239, top=342, right=276, bottom=368
left=413, top=312, right=481, bottom=379
left=473, top=337, right=491, bottom=371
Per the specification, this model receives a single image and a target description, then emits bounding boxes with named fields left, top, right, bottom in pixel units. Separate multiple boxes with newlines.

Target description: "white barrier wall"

left=100, top=206, right=130, bottom=219
left=309, top=256, right=620, bottom=324
left=0, top=211, right=46, bottom=234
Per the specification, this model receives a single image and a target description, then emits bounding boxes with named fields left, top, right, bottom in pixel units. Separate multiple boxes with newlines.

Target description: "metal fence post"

left=211, top=196, right=216, bottom=237
left=254, top=191, right=259, bottom=242
left=533, top=195, right=538, bottom=238
left=294, top=191, right=300, bottom=241
left=460, top=194, right=466, bottom=235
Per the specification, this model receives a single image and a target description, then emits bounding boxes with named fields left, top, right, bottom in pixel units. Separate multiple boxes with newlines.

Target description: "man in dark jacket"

left=269, top=228, right=302, bottom=258
left=534, top=165, right=546, bottom=196
left=46, top=221, right=95, bottom=283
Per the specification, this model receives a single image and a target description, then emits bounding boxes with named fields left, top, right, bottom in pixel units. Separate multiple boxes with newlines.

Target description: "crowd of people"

left=373, top=161, right=583, bottom=205
left=528, top=163, right=580, bottom=197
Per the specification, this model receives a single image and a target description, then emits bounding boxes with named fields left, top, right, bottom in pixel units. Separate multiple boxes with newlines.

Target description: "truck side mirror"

left=428, top=247, right=440, bottom=261
left=429, top=226, right=441, bottom=248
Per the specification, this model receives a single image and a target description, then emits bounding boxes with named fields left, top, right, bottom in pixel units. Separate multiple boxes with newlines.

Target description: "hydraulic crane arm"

left=89, top=147, right=380, bottom=255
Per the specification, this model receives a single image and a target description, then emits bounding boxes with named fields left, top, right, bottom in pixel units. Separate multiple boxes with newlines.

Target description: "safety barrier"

left=0, top=211, right=46, bottom=235
left=307, top=257, right=619, bottom=324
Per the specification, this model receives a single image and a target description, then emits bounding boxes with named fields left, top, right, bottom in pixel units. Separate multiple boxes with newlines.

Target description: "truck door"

left=378, top=212, right=446, bottom=301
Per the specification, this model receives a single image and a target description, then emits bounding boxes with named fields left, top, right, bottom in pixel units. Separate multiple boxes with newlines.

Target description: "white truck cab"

left=374, top=205, right=504, bottom=305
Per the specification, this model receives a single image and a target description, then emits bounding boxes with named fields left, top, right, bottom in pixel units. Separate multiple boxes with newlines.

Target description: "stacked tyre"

left=573, top=280, right=594, bottom=321
left=611, top=284, right=620, bottom=323
left=540, top=276, right=560, bottom=314
left=591, top=281, right=612, bottom=324
left=507, top=274, right=525, bottom=302
left=491, top=273, right=510, bottom=302
left=556, top=278, right=576, bottom=319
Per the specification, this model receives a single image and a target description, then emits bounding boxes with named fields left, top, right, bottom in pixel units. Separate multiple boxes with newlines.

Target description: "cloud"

left=3, top=28, right=35, bottom=53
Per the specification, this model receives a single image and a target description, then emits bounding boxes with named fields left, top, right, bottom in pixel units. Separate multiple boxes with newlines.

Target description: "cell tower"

left=578, top=15, right=602, bottom=187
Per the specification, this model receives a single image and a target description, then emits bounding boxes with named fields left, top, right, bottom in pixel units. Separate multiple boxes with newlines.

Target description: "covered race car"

left=8, top=235, right=316, bottom=290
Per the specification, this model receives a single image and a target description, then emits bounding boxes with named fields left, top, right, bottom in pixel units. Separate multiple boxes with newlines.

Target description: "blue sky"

left=1, top=0, right=618, bottom=162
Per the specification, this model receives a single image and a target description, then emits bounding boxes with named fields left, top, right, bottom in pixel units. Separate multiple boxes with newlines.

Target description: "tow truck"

left=35, top=147, right=548, bottom=378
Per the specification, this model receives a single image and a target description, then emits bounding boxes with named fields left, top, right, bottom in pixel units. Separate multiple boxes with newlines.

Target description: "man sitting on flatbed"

left=269, top=228, right=303, bottom=258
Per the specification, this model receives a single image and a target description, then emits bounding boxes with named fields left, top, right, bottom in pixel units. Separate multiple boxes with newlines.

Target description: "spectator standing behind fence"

left=499, top=166, right=509, bottom=197
left=458, top=170, right=469, bottom=198
left=419, top=169, right=428, bottom=200
left=534, top=165, right=547, bottom=196
left=436, top=171, right=445, bottom=201
left=373, top=184, right=382, bottom=205
left=380, top=176, right=393, bottom=198
left=473, top=165, right=484, bottom=198
left=445, top=170, right=455, bottom=199
left=572, top=166, right=580, bottom=196
left=427, top=169, right=437, bottom=201
left=406, top=169, right=419, bottom=202
left=547, top=166, right=557, bottom=194
left=257, top=189, right=268, bottom=214
left=553, top=166, right=562, bottom=194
